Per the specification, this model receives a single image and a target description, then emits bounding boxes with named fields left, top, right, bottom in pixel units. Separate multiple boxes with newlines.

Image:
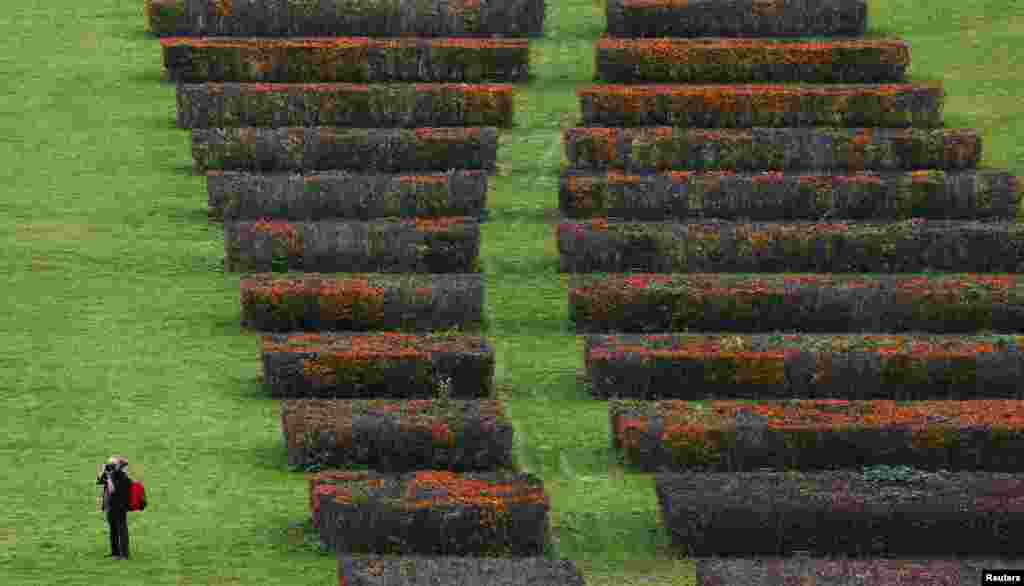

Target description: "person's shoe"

left=111, top=555, right=123, bottom=560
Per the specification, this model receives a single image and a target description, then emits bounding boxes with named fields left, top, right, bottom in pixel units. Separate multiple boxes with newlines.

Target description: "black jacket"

left=97, top=470, right=132, bottom=512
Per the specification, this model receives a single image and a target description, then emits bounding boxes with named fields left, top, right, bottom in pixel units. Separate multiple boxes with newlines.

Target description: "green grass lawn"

left=1, top=0, right=1022, bottom=584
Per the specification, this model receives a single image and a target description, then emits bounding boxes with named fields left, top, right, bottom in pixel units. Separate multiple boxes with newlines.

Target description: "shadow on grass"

left=572, top=371, right=594, bottom=402
left=238, top=374, right=273, bottom=401
left=152, top=117, right=183, bottom=131
left=272, top=518, right=330, bottom=557
left=132, top=68, right=176, bottom=86
left=174, top=252, right=227, bottom=275
left=247, top=438, right=292, bottom=474
left=119, top=28, right=160, bottom=42
left=162, top=206, right=214, bottom=225
left=480, top=252, right=561, bottom=277
left=552, top=509, right=680, bottom=566
left=204, top=312, right=244, bottom=338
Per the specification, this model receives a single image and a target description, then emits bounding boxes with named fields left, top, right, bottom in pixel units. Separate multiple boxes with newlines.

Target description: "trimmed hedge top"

left=610, top=399, right=1024, bottom=429
left=262, top=331, right=491, bottom=355
left=159, top=36, right=530, bottom=49
left=586, top=332, right=1019, bottom=358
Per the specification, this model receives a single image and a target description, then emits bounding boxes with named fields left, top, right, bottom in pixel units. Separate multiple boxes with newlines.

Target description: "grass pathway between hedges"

left=0, top=0, right=1022, bottom=584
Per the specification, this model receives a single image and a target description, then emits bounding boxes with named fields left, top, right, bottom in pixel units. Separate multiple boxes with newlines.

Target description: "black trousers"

left=107, top=509, right=129, bottom=557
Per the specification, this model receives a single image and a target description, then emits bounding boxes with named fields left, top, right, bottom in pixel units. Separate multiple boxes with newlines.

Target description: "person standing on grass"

left=97, top=456, right=131, bottom=560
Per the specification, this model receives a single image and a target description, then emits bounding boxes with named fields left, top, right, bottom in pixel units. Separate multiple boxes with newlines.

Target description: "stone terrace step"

left=610, top=399, right=1024, bottom=472
left=695, top=557, right=1024, bottom=586
left=564, top=127, right=981, bottom=173
left=161, top=37, right=530, bottom=83
left=559, top=170, right=1019, bottom=221
left=655, top=470, right=1024, bottom=557
left=557, top=219, right=1024, bottom=274
left=578, top=84, right=944, bottom=128
left=606, top=0, right=867, bottom=38
left=584, top=332, right=1024, bottom=400
left=146, top=0, right=545, bottom=38
left=595, top=38, right=910, bottom=83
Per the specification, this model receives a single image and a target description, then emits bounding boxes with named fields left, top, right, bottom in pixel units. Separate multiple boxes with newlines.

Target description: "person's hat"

left=108, top=456, right=128, bottom=468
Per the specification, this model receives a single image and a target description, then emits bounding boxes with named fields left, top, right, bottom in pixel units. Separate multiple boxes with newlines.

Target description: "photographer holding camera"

left=97, top=456, right=132, bottom=559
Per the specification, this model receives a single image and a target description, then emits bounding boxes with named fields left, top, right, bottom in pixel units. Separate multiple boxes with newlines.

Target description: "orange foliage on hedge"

left=159, top=37, right=530, bottom=50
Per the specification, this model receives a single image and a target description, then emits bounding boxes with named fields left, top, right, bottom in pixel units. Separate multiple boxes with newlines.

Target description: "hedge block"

left=559, top=170, right=1019, bottom=221
left=147, top=0, right=544, bottom=37
left=578, top=84, right=943, bottom=128
left=610, top=399, right=1024, bottom=472
left=596, top=38, right=909, bottom=83
left=161, top=37, right=530, bottom=83
left=564, top=127, right=982, bottom=173
left=262, top=331, right=494, bottom=399
left=225, top=218, right=480, bottom=273
left=311, top=470, right=376, bottom=530
left=281, top=398, right=514, bottom=472
left=145, top=0, right=185, bottom=34
left=178, top=83, right=515, bottom=129
left=569, top=273, right=1024, bottom=334
left=194, top=127, right=498, bottom=173
left=338, top=555, right=586, bottom=586
left=317, top=470, right=550, bottom=555
left=208, top=170, right=489, bottom=222
left=656, top=470, right=1024, bottom=556
left=585, top=333, right=1024, bottom=400
left=696, top=557, right=1024, bottom=586
left=556, top=219, right=1024, bottom=273
left=241, top=272, right=484, bottom=332
left=606, top=0, right=867, bottom=38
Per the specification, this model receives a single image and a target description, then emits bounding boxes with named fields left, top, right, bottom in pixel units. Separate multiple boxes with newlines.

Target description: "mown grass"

left=1, top=0, right=1022, bottom=584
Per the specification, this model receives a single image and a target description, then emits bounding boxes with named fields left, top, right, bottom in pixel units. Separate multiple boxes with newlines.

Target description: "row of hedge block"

left=262, top=332, right=494, bottom=399
left=606, top=0, right=867, bottom=38
left=313, top=469, right=550, bottom=555
left=655, top=469, right=1024, bottom=556
left=241, top=272, right=484, bottom=332
left=564, top=127, right=982, bottom=173
left=281, top=398, right=513, bottom=471
left=225, top=218, right=480, bottom=273
left=569, top=272, right=1024, bottom=334
left=557, top=219, right=1024, bottom=273
left=595, top=38, right=910, bottom=83
left=161, top=37, right=530, bottom=83
left=559, top=170, right=1020, bottom=220
left=178, top=83, right=516, bottom=129
left=695, top=557, right=1024, bottom=586
left=208, top=170, right=489, bottom=222
left=585, top=333, right=1024, bottom=400
left=610, top=399, right=1024, bottom=472
left=193, top=127, right=498, bottom=173
left=578, top=83, right=944, bottom=128
left=338, top=555, right=586, bottom=586
left=146, top=0, right=545, bottom=38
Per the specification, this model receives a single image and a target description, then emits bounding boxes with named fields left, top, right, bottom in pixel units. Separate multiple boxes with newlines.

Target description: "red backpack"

left=128, top=481, right=147, bottom=512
